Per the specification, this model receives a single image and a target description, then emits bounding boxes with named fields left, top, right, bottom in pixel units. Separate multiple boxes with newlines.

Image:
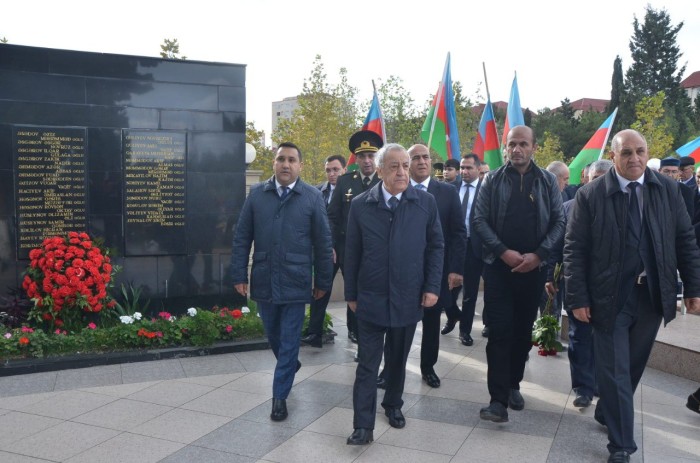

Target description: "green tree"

left=558, top=98, right=577, bottom=126
left=535, top=131, right=565, bottom=167
left=631, top=91, right=674, bottom=158
left=453, top=81, right=479, bottom=156
left=0, top=37, right=7, bottom=43
left=609, top=56, right=626, bottom=116
left=375, top=75, right=422, bottom=147
left=160, top=38, right=186, bottom=60
left=246, top=122, right=274, bottom=180
left=273, top=55, right=360, bottom=185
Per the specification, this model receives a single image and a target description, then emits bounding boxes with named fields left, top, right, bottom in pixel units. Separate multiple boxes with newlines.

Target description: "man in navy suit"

left=302, top=154, right=346, bottom=347
left=408, top=144, right=467, bottom=387
left=442, top=153, right=483, bottom=346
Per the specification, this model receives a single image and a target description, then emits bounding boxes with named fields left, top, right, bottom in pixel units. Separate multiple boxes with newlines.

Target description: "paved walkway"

left=0, top=302, right=699, bottom=463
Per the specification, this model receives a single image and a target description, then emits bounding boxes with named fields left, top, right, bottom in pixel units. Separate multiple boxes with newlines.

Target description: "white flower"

left=170, top=316, right=176, bottom=322
left=3, top=333, right=11, bottom=339
left=256, top=312, right=260, bottom=318
left=120, top=315, right=134, bottom=325
left=133, top=312, right=142, bottom=320
left=241, top=306, right=250, bottom=314
left=187, top=307, right=197, bottom=317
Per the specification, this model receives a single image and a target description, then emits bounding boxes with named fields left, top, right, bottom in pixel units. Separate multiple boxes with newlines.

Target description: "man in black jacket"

left=472, top=125, right=565, bottom=423
left=564, top=129, right=700, bottom=463
left=345, top=143, right=444, bottom=444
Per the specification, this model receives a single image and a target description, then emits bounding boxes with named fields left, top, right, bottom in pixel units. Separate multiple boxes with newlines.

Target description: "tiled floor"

left=0, top=301, right=699, bottom=462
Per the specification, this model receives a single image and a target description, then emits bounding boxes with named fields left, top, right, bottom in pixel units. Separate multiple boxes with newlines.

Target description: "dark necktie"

left=627, top=181, right=641, bottom=236
left=280, top=186, right=290, bottom=201
left=363, top=176, right=371, bottom=190
left=323, top=187, right=330, bottom=205
left=388, top=196, right=399, bottom=211
left=462, top=183, right=470, bottom=219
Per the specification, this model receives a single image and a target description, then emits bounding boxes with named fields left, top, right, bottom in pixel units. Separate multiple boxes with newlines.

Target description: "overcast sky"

left=4, top=0, right=700, bottom=143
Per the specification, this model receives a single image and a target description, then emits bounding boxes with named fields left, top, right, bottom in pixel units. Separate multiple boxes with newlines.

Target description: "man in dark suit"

left=327, top=130, right=383, bottom=345
left=302, top=154, right=346, bottom=347
left=345, top=143, right=444, bottom=445
left=565, top=129, right=700, bottom=463
left=442, top=153, right=483, bottom=346
left=408, top=144, right=467, bottom=388
left=659, top=156, right=696, bottom=223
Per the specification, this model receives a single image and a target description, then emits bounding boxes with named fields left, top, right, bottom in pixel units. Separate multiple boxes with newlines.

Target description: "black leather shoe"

left=508, top=389, right=525, bottom=410
left=441, top=317, right=458, bottom=335
left=481, top=326, right=489, bottom=337
left=346, top=428, right=373, bottom=445
left=422, top=372, right=441, bottom=388
left=296, top=360, right=302, bottom=372
left=385, top=408, right=406, bottom=428
left=459, top=332, right=474, bottom=346
left=480, top=402, right=508, bottom=422
left=301, top=333, right=323, bottom=348
left=607, top=451, right=631, bottom=463
left=573, top=393, right=592, bottom=408
left=270, top=398, right=288, bottom=421
left=594, top=406, right=607, bottom=427
left=687, top=391, right=700, bottom=414
left=377, top=376, right=387, bottom=389
left=348, top=331, right=358, bottom=343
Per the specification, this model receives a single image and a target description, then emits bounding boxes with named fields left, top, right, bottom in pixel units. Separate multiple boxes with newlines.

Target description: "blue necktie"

left=388, top=196, right=399, bottom=211
left=415, top=184, right=426, bottom=191
left=280, top=186, right=290, bottom=201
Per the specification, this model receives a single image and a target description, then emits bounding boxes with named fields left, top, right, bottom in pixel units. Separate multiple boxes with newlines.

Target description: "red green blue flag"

left=473, top=98, right=502, bottom=169
left=421, top=52, right=461, bottom=161
left=567, top=108, right=618, bottom=185
left=500, top=73, right=525, bottom=149
left=676, top=136, right=700, bottom=166
left=347, top=84, right=386, bottom=171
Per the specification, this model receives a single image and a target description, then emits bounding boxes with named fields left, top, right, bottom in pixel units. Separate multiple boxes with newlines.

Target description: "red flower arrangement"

left=22, top=232, right=119, bottom=331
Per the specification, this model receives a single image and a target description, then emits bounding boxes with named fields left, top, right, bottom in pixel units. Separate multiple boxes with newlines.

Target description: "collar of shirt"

left=275, top=178, right=297, bottom=192
left=360, top=172, right=376, bottom=183
left=410, top=178, right=430, bottom=189
left=462, top=178, right=479, bottom=189
left=614, top=170, right=645, bottom=192
left=381, top=184, right=403, bottom=206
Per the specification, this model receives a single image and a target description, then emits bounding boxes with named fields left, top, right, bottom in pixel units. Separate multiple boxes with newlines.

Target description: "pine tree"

left=609, top=56, right=625, bottom=116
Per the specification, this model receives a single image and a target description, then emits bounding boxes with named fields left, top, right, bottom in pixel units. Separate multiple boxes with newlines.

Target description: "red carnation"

left=19, top=337, right=30, bottom=346
left=231, top=309, right=243, bottom=319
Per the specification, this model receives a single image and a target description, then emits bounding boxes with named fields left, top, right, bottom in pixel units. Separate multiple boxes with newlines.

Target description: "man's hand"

left=500, top=249, right=524, bottom=268
left=422, top=292, right=438, bottom=308
left=234, top=283, right=248, bottom=297
left=448, top=273, right=463, bottom=290
left=313, top=288, right=327, bottom=300
left=545, top=281, right=557, bottom=297
left=511, top=253, right=541, bottom=273
left=685, top=297, right=700, bottom=314
left=348, top=301, right=357, bottom=312
left=572, top=307, right=591, bottom=323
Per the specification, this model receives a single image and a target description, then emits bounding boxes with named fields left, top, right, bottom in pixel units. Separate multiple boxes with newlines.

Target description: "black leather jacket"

left=472, top=161, right=565, bottom=265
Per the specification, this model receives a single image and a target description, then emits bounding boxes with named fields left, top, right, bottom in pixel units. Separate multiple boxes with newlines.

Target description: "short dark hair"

left=462, top=153, right=481, bottom=166
left=325, top=154, right=346, bottom=167
left=444, top=159, right=460, bottom=169
left=278, top=142, right=302, bottom=161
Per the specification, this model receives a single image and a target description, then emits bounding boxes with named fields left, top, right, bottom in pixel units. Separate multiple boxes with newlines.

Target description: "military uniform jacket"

left=327, top=171, right=379, bottom=265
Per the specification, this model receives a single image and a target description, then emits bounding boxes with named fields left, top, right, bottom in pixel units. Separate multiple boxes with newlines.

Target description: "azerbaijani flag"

left=473, top=98, right=502, bottom=169
left=567, top=108, right=618, bottom=185
left=676, top=136, right=700, bottom=166
left=347, top=84, right=386, bottom=171
left=500, top=73, right=525, bottom=149
left=421, top=52, right=461, bottom=161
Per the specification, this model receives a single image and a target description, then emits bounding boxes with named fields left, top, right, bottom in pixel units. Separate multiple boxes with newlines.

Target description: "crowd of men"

left=230, top=126, right=700, bottom=463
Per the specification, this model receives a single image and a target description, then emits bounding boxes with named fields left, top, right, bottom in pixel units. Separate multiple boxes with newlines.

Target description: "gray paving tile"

left=0, top=412, right=63, bottom=446
left=546, top=413, right=611, bottom=462
left=192, top=419, right=298, bottom=458
left=125, top=379, right=214, bottom=407
left=54, top=364, right=122, bottom=391
left=404, top=395, right=482, bottom=427
left=376, top=417, right=471, bottom=455
left=0, top=372, right=57, bottom=398
left=287, top=379, right=353, bottom=405
left=0, top=451, right=54, bottom=462
left=234, top=349, right=277, bottom=372
left=120, top=358, right=186, bottom=383
left=17, top=389, right=117, bottom=420
left=642, top=401, right=700, bottom=460
left=131, top=408, right=231, bottom=444
left=477, top=407, right=562, bottom=438
left=456, top=427, right=553, bottom=462
left=1, top=420, right=120, bottom=461
left=355, top=442, right=451, bottom=462
left=78, top=380, right=161, bottom=398
left=64, top=432, right=183, bottom=463
left=72, top=398, right=172, bottom=431
left=238, top=398, right=334, bottom=429
left=261, top=430, right=366, bottom=462
left=180, top=388, right=268, bottom=418
left=176, top=372, right=245, bottom=388
left=179, top=353, right=247, bottom=377
left=159, top=445, right=256, bottom=463
left=303, top=406, right=391, bottom=439
left=0, top=392, right=57, bottom=412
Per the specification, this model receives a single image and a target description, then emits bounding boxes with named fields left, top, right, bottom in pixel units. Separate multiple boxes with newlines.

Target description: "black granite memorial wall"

left=0, top=44, right=247, bottom=311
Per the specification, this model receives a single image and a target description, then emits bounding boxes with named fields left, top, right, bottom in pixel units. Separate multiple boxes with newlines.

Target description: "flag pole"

left=372, top=79, right=387, bottom=143
left=427, top=52, right=449, bottom=151
left=597, top=107, right=618, bottom=160
left=481, top=62, right=500, bottom=144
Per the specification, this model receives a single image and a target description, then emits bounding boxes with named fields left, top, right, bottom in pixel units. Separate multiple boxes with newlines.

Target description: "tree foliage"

left=375, top=76, right=422, bottom=147
left=160, top=38, right=186, bottom=60
left=246, top=122, right=274, bottom=179
left=609, top=56, right=625, bottom=116
left=273, top=55, right=360, bottom=185
left=453, top=81, right=480, bottom=155
left=0, top=37, right=7, bottom=43
left=631, top=91, right=674, bottom=158
left=535, top=131, right=565, bottom=167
